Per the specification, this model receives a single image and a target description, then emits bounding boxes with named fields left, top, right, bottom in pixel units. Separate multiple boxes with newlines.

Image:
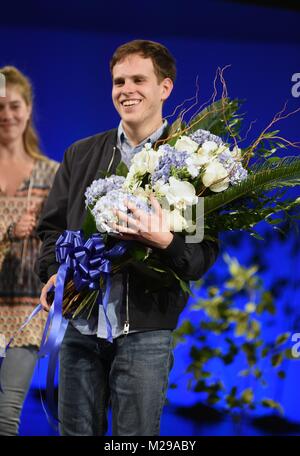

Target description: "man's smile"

left=120, top=99, right=142, bottom=107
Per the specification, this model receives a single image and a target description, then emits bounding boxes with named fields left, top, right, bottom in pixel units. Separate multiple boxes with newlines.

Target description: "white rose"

left=202, top=161, right=230, bottom=192
left=152, top=180, right=170, bottom=197
left=196, top=141, right=220, bottom=167
left=162, top=208, right=188, bottom=232
left=201, top=141, right=219, bottom=155
left=131, top=147, right=161, bottom=174
left=147, top=148, right=162, bottom=173
left=186, top=153, right=210, bottom=177
left=131, top=149, right=149, bottom=174
left=175, top=136, right=199, bottom=154
left=231, top=146, right=242, bottom=160
left=124, top=167, right=141, bottom=191
left=132, top=187, right=149, bottom=201
left=164, top=176, right=198, bottom=209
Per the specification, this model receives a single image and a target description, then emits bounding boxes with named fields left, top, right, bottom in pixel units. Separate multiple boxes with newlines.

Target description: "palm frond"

left=186, top=98, right=242, bottom=138
left=204, top=156, right=300, bottom=216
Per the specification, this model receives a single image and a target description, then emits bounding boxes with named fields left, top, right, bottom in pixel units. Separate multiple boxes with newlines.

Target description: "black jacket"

left=36, top=129, right=219, bottom=332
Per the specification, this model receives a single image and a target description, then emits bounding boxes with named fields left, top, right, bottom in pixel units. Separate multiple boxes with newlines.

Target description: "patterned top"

left=0, top=158, right=59, bottom=348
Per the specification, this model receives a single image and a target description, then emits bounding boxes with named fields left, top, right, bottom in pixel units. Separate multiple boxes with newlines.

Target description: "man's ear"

left=160, top=78, right=173, bottom=102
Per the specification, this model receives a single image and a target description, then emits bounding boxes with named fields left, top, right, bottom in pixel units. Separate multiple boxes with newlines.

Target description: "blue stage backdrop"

left=1, top=0, right=300, bottom=432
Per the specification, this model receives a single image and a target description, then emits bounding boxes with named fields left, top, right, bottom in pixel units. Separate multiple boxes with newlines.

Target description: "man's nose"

left=122, top=81, right=135, bottom=94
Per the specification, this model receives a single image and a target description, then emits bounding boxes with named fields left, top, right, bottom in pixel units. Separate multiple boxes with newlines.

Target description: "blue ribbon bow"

left=0, top=230, right=128, bottom=423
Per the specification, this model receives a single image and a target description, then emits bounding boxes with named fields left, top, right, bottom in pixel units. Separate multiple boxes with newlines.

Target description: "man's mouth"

left=121, top=99, right=142, bottom=107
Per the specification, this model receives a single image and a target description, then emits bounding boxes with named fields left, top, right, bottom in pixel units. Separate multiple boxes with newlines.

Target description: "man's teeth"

left=122, top=100, right=141, bottom=107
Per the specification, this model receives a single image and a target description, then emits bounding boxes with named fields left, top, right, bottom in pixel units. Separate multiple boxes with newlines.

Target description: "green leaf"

left=174, top=320, right=195, bottom=337
left=166, top=118, right=185, bottom=146
left=238, top=369, right=250, bottom=377
left=115, top=161, right=129, bottom=177
left=275, top=332, right=291, bottom=346
left=82, top=206, right=97, bottom=238
left=261, top=346, right=271, bottom=358
left=241, top=388, right=254, bottom=404
left=277, top=370, right=286, bottom=379
left=261, top=398, right=284, bottom=415
left=271, top=353, right=283, bottom=367
left=171, top=270, right=193, bottom=296
left=131, top=246, right=149, bottom=262
left=250, top=231, right=265, bottom=241
left=186, top=98, right=243, bottom=138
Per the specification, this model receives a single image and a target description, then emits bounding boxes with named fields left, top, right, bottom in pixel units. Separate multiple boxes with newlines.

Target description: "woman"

left=0, top=66, right=59, bottom=435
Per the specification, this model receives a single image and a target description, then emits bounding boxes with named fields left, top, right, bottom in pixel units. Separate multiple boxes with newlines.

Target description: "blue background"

left=1, top=0, right=300, bottom=435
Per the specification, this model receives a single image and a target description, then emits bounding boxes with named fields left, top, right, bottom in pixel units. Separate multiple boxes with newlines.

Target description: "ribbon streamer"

left=0, top=230, right=128, bottom=422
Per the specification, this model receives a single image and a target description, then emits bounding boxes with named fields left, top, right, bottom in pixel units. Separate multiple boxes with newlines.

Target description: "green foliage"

left=161, top=98, right=243, bottom=147
left=116, top=161, right=129, bottom=177
left=173, top=255, right=293, bottom=415
left=204, top=157, right=300, bottom=217
left=82, top=206, right=97, bottom=238
left=187, top=98, right=243, bottom=138
left=201, top=156, right=300, bottom=240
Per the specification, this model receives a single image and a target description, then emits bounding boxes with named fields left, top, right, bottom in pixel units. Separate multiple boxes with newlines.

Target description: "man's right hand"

left=40, top=274, right=57, bottom=311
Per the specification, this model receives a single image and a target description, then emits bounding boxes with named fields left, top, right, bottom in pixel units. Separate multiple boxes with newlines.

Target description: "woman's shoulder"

left=34, top=157, right=60, bottom=184
left=36, top=157, right=60, bottom=173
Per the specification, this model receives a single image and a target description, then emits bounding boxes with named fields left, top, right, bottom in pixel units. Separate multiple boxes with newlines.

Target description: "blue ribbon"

left=55, top=230, right=127, bottom=342
left=0, top=230, right=128, bottom=423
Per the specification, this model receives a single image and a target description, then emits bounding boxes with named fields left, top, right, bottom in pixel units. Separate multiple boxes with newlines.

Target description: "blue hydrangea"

left=91, top=190, right=152, bottom=234
left=85, top=175, right=125, bottom=207
left=218, top=150, right=248, bottom=185
left=190, top=129, right=223, bottom=147
left=151, top=145, right=189, bottom=184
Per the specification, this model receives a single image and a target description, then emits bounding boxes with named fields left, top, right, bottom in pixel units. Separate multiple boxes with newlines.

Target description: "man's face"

left=112, top=54, right=173, bottom=131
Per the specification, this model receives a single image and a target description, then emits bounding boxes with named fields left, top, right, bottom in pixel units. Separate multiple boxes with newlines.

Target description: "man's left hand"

left=113, top=195, right=173, bottom=250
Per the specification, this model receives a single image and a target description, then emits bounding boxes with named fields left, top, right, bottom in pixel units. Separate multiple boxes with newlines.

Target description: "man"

left=37, top=40, right=219, bottom=436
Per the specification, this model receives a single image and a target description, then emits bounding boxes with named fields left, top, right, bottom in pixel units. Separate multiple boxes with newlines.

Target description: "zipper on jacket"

left=123, top=272, right=130, bottom=335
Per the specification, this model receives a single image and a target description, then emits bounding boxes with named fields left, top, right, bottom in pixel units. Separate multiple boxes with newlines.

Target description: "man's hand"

left=113, top=195, right=173, bottom=249
left=40, top=274, right=57, bottom=311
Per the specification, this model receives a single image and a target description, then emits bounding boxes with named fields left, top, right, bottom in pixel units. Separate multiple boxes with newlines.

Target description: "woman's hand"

left=14, top=206, right=38, bottom=239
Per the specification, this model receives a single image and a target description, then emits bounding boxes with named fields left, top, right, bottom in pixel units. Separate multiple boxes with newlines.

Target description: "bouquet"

left=59, top=92, right=300, bottom=320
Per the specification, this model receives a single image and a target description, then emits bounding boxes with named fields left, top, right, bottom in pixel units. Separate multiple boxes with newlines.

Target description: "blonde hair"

left=0, top=65, right=45, bottom=160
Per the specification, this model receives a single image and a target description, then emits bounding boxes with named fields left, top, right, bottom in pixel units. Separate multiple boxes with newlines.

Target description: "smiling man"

left=36, top=40, right=219, bottom=436
left=111, top=52, right=173, bottom=146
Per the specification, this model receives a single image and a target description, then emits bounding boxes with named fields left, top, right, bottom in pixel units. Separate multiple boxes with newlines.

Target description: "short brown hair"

left=110, top=40, right=176, bottom=83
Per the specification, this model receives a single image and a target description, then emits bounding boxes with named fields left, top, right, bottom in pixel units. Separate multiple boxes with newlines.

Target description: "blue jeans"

left=58, top=324, right=174, bottom=436
left=0, top=347, right=38, bottom=435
